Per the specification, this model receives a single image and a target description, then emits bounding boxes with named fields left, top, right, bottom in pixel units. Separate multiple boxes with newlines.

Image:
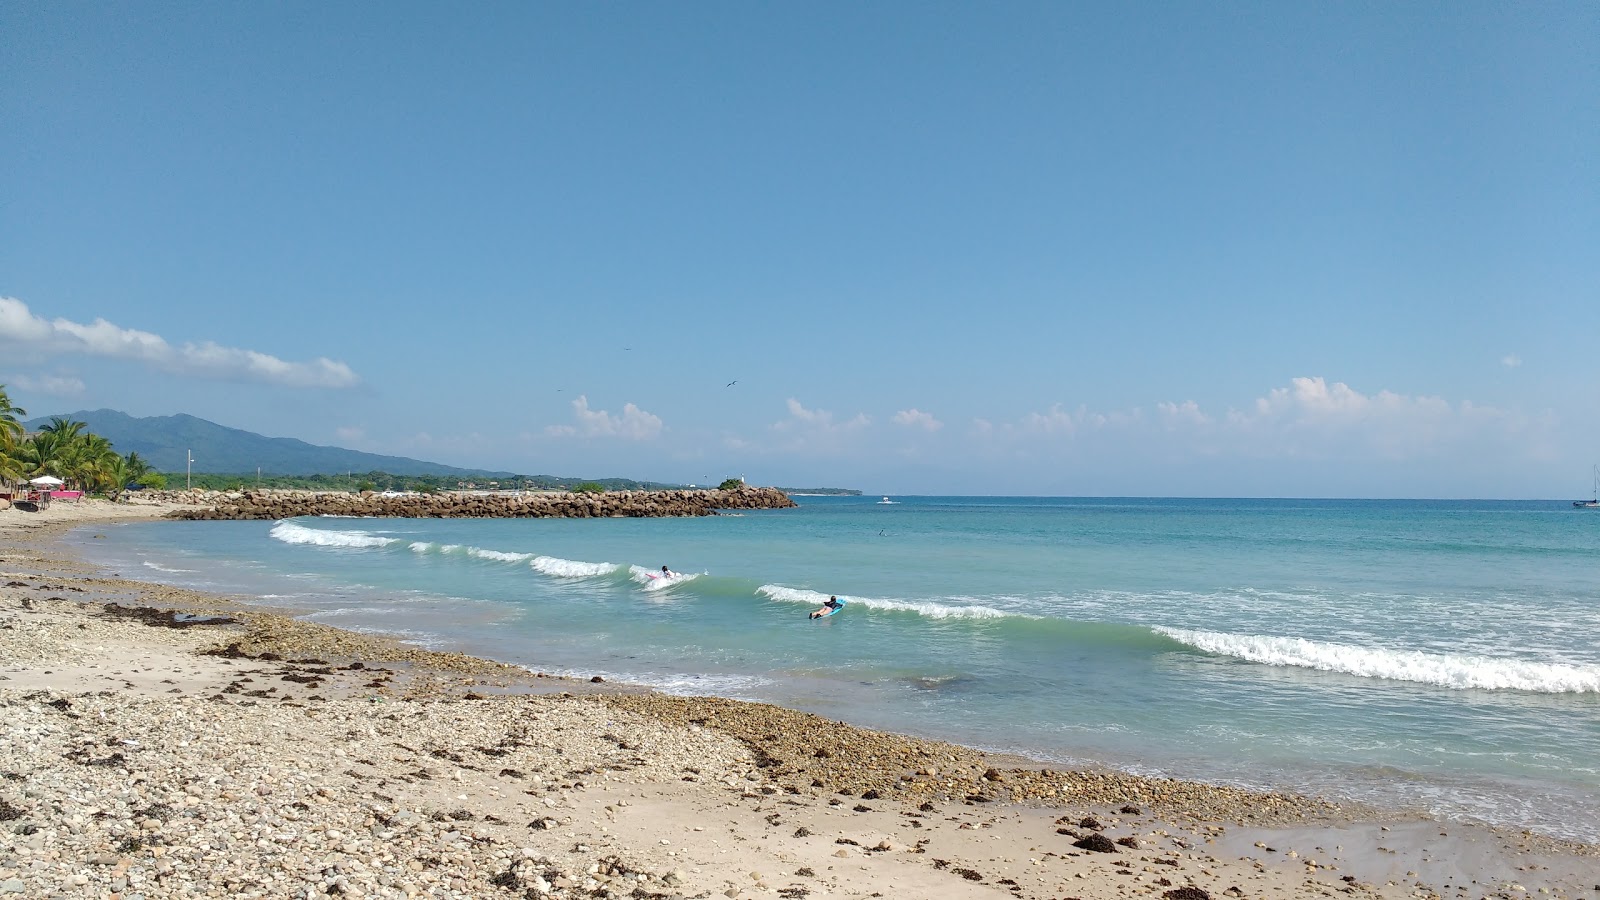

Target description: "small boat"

left=877, top=496, right=896, bottom=504
left=1574, top=466, right=1599, bottom=508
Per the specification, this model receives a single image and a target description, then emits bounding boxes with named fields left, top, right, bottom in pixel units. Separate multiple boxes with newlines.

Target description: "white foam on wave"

left=531, top=556, right=620, bottom=579
left=756, top=584, right=1018, bottom=620
left=1157, top=627, right=1600, bottom=693
left=468, top=547, right=534, bottom=563
left=409, top=541, right=433, bottom=553
left=629, top=565, right=699, bottom=591
left=269, top=520, right=398, bottom=549
left=142, top=561, right=196, bottom=574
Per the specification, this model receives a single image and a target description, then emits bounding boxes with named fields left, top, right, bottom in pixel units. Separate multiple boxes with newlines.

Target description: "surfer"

left=659, top=565, right=675, bottom=578
left=809, top=595, right=844, bottom=619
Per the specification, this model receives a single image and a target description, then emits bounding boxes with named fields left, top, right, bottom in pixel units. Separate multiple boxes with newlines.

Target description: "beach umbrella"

left=28, top=475, right=65, bottom=486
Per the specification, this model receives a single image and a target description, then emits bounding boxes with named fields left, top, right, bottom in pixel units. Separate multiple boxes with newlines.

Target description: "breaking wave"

left=1157, top=628, right=1600, bottom=693
left=755, top=585, right=1020, bottom=620
left=531, top=556, right=620, bottom=579
left=269, top=521, right=399, bottom=549
left=629, top=565, right=700, bottom=591
left=468, top=548, right=534, bottom=563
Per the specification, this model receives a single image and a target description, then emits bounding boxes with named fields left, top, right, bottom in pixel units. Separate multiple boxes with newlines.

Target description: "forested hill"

left=24, top=410, right=514, bottom=478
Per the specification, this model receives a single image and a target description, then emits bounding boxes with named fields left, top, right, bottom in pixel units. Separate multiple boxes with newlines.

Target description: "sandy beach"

left=2, top=501, right=1595, bottom=899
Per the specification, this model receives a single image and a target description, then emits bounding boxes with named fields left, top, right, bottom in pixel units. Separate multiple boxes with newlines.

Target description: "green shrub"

left=718, top=477, right=744, bottom=491
left=572, top=482, right=606, bottom=494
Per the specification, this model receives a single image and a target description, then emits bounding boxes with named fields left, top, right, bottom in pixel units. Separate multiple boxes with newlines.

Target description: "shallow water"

left=74, top=496, right=1600, bottom=841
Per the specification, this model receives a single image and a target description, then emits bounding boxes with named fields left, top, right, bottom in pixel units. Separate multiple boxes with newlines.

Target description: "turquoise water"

left=73, top=497, right=1600, bottom=841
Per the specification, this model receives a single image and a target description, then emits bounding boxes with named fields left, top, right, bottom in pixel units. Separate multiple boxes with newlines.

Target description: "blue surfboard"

left=811, top=598, right=846, bottom=619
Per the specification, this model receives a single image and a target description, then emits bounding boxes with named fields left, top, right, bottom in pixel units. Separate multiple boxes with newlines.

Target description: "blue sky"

left=2, top=3, right=1595, bottom=497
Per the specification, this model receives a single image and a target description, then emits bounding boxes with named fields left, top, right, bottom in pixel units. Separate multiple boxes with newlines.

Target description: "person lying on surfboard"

left=809, top=596, right=844, bottom=619
left=658, top=565, right=675, bottom=578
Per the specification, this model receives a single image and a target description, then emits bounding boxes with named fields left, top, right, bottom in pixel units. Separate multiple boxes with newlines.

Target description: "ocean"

left=71, top=496, right=1600, bottom=842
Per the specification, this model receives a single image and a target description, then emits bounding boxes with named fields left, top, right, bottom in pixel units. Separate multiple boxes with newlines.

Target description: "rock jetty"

left=162, top=486, right=796, bottom=521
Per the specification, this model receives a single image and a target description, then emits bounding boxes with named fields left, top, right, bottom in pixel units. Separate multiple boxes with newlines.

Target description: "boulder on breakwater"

left=162, top=486, right=797, bottom=521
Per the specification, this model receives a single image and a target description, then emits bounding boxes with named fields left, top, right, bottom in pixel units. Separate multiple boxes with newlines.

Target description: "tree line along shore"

left=3, top=385, right=804, bottom=517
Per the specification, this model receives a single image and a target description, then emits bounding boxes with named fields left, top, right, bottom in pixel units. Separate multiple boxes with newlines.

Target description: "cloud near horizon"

left=773, top=399, right=870, bottom=433
left=891, top=408, right=943, bottom=431
left=754, top=399, right=870, bottom=455
left=545, top=395, right=663, bottom=441
left=0, top=296, right=360, bottom=389
left=1, top=372, right=86, bottom=396
left=971, top=376, right=1540, bottom=462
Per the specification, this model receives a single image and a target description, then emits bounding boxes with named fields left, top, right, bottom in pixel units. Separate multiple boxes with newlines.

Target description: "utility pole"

left=187, top=450, right=193, bottom=490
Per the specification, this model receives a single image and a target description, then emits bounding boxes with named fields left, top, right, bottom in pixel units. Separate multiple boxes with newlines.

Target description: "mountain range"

left=24, top=410, right=515, bottom=478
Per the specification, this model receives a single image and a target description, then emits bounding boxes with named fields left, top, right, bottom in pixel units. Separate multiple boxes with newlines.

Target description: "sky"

left=2, top=2, right=1595, bottom=497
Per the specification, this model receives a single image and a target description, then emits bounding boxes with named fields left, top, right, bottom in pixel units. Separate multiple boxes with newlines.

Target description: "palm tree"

left=0, top=387, right=26, bottom=490
left=0, top=385, right=24, bottom=453
left=12, top=428, right=70, bottom=479
left=39, top=417, right=87, bottom=443
left=68, top=434, right=119, bottom=494
left=104, top=451, right=158, bottom=501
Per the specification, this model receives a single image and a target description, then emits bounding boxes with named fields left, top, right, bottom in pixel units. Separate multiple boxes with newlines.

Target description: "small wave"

left=468, top=547, right=534, bottom=563
left=531, top=556, right=620, bottom=579
left=756, top=584, right=1019, bottom=620
left=539, top=666, right=772, bottom=698
left=409, top=541, right=432, bottom=553
left=635, top=672, right=772, bottom=697
left=141, top=561, right=196, bottom=574
left=1157, top=628, right=1600, bottom=693
left=269, top=521, right=398, bottom=549
left=629, top=565, right=700, bottom=591
left=303, top=606, right=406, bottom=620
left=333, top=624, right=450, bottom=649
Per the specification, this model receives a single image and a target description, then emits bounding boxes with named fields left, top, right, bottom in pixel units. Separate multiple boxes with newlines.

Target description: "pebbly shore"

left=2, top=502, right=1596, bottom=900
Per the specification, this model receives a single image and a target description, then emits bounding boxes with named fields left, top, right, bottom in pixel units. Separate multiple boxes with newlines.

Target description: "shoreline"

left=2, top=501, right=1595, bottom=899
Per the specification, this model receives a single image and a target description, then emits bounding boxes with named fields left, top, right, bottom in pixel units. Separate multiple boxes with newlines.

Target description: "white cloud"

left=1501, top=354, right=1522, bottom=368
left=745, top=399, right=871, bottom=456
left=3, top=373, right=86, bottom=396
left=545, top=395, right=663, bottom=441
left=1020, top=404, right=1078, bottom=434
left=1198, top=376, right=1545, bottom=461
left=1240, top=376, right=1442, bottom=427
left=963, top=377, right=1541, bottom=467
left=0, top=296, right=360, bottom=389
left=1157, top=400, right=1209, bottom=427
left=773, top=399, right=869, bottom=434
left=891, top=408, right=943, bottom=431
